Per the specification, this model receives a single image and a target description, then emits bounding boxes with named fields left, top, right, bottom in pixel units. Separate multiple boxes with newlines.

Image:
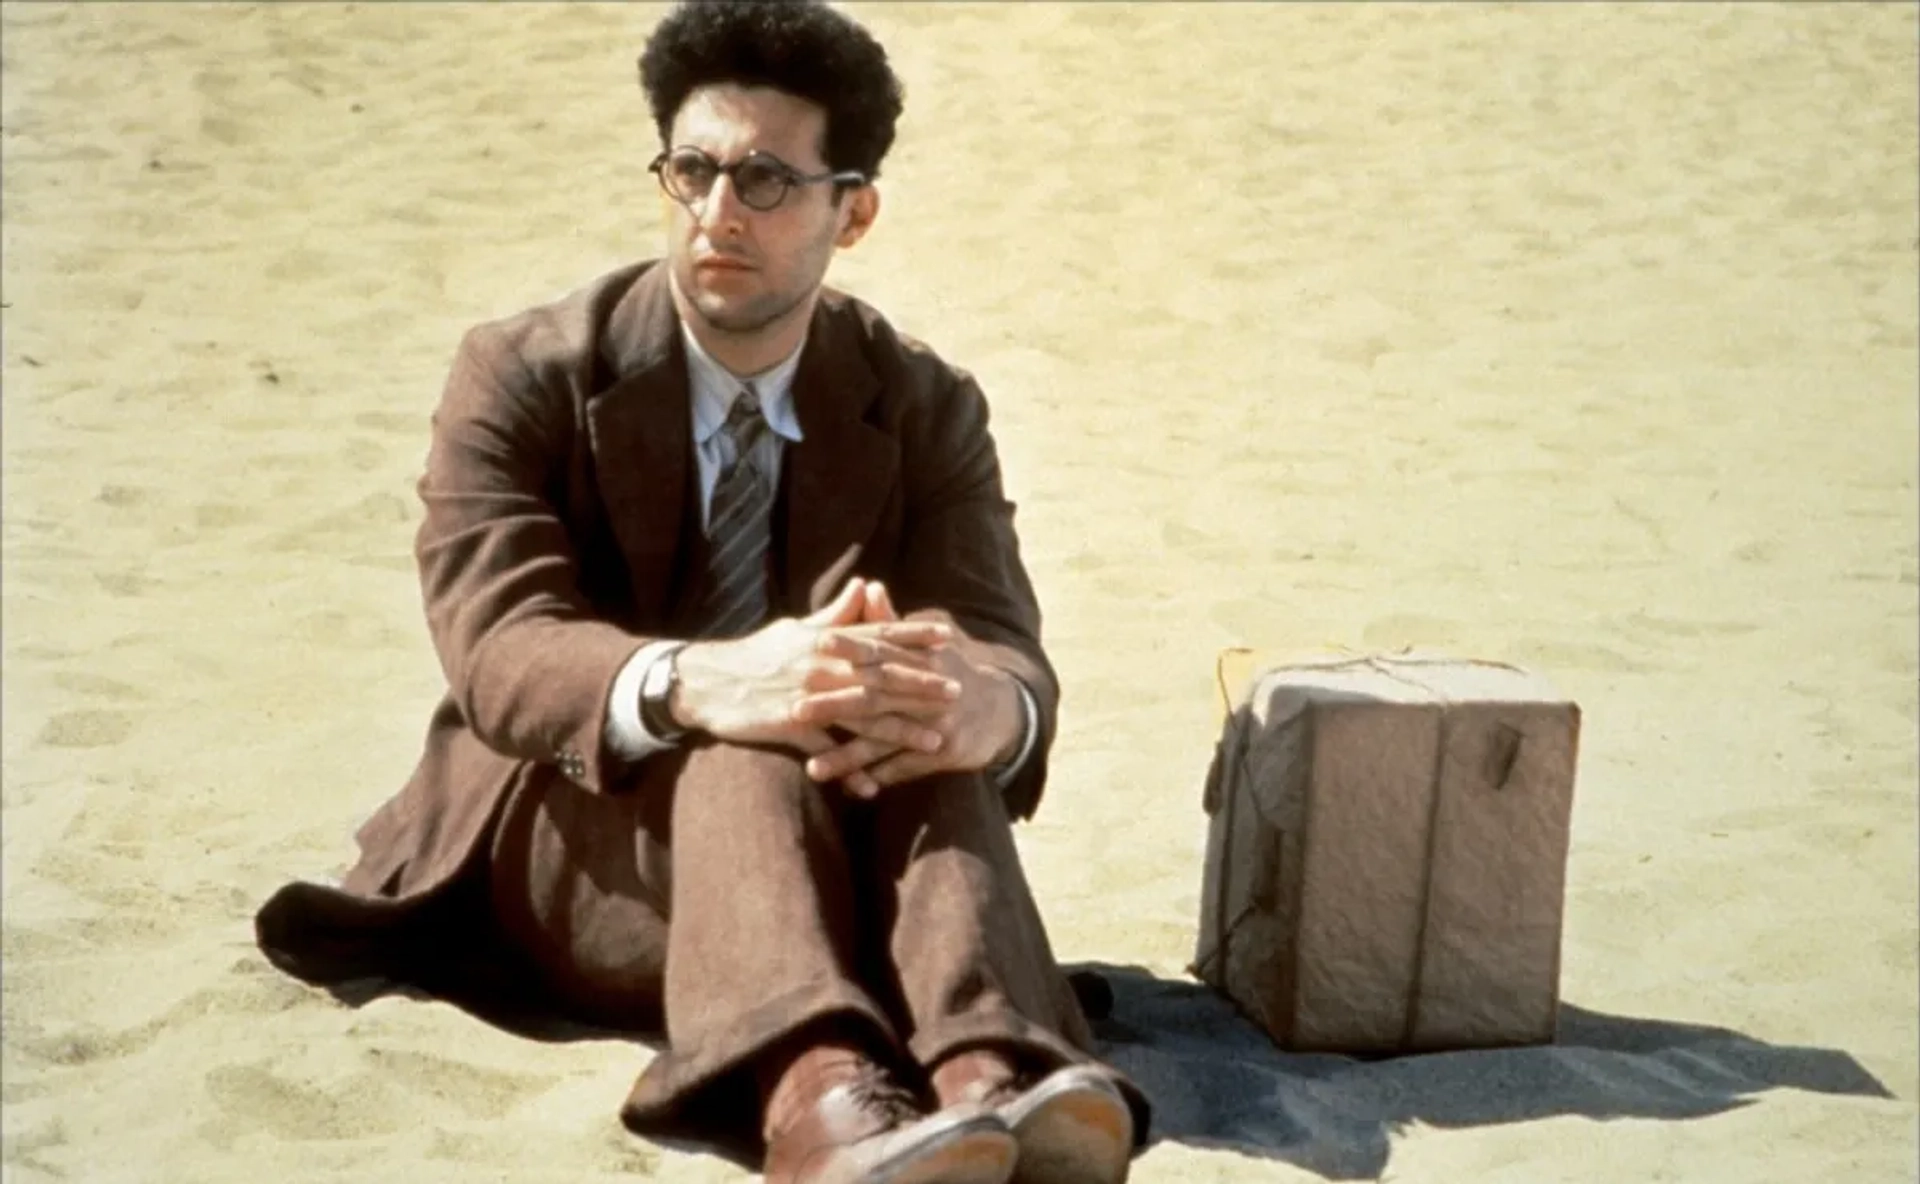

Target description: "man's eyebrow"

left=673, top=144, right=801, bottom=168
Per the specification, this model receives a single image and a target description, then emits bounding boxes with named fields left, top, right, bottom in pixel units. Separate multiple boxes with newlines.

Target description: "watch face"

left=641, top=649, right=686, bottom=738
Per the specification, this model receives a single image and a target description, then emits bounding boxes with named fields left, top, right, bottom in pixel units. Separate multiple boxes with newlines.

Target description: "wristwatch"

left=639, top=642, right=691, bottom=743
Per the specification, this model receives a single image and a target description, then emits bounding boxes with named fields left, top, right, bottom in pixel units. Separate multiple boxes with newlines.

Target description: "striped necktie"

left=691, top=386, right=774, bottom=638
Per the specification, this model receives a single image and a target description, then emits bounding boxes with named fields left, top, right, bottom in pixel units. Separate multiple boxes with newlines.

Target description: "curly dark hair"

left=638, top=0, right=905, bottom=181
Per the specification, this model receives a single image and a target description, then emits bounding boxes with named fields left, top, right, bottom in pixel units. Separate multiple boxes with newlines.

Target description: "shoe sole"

left=870, top=1117, right=1018, bottom=1184
left=1004, top=1072, right=1133, bottom=1184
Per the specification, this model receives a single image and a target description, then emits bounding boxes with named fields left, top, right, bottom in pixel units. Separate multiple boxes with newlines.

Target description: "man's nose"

left=696, top=174, right=750, bottom=234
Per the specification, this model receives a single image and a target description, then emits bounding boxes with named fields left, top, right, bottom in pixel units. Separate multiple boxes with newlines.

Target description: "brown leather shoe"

left=929, top=1051, right=1134, bottom=1184
left=764, top=1052, right=1017, bottom=1184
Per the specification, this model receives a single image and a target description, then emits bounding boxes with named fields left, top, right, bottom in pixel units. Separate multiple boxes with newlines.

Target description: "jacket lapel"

left=584, top=267, right=899, bottom=626
left=780, top=301, right=897, bottom=615
left=585, top=265, right=691, bottom=630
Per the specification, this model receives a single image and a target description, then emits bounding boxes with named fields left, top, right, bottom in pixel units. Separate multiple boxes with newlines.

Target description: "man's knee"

left=877, top=770, right=1010, bottom=829
left=671, top=740, right=849, bottom=850
left=678, top=738, right=816, bottom=791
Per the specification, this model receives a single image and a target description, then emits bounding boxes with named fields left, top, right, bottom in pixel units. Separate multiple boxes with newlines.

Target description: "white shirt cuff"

left=605, top=640, right=683, bottom=762
left=991, top=678, right=1041, bottom=789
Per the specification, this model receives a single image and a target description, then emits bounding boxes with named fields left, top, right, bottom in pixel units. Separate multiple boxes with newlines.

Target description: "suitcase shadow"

left=1067, top=961, right=1894, bottom=1180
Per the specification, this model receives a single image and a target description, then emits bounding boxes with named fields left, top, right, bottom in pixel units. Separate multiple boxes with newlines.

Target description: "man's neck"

left=670, top=278, right=816, bottom=379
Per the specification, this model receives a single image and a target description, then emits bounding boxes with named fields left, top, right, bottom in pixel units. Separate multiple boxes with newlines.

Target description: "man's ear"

left=835, top=184, right=880, bottom=249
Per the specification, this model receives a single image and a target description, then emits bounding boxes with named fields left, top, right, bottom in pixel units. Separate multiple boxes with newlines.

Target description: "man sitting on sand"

left=254, top=1, right=1147, bottom=1181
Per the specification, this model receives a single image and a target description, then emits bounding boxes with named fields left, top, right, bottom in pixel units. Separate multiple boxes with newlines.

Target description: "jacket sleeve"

left=888, top=371, right=1060, bottom=821
left=413, top=323, right=646, bottom=793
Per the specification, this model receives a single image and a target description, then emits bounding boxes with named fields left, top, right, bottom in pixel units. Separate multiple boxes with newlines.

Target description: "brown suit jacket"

left=259, top=260, right=1059, bottom=975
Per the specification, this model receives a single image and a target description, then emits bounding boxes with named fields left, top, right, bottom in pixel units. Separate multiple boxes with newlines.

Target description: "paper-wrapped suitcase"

left=1193, top=653, right=1580, bottom=1053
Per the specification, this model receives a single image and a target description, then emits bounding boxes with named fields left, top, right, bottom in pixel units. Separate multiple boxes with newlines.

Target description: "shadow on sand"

left=1066, top=961, right=1895, bottom=1180
left=324, top=954, right=1893, bottom=1179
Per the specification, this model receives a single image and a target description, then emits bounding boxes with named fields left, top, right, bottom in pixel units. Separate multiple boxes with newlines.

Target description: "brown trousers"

left=484, top=740, right=1112, bottom=1143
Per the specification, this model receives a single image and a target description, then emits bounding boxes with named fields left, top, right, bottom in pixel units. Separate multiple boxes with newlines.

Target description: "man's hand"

left=669, top=580, right=960, bottom=759
left=796, top=593, right=1027, bottom=798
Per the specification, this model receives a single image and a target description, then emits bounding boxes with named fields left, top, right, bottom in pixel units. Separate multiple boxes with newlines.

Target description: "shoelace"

left=979, top=1073, right=1036, bottom=1109
left=845, top=1066, right=923, bottom=1126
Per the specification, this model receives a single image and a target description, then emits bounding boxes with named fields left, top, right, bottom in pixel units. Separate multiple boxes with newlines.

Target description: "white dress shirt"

left=604, top=322, right=1038, bottom=785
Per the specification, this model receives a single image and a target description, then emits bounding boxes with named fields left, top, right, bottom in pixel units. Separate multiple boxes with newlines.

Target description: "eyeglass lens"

left=662, top=150, right=793, bottom=211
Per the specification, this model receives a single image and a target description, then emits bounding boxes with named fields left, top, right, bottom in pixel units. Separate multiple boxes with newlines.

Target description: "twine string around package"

left=1199, top=647, right=1532, bottom=1043
left=1215, top=646, right=1528, bottom=718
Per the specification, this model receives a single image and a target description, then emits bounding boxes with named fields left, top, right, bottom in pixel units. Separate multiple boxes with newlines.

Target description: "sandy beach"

left=3, top=3, right=1915, bottom=1181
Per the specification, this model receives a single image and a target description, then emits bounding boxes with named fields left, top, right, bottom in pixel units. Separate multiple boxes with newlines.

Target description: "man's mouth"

left=695, top=254, right=754, bottom=273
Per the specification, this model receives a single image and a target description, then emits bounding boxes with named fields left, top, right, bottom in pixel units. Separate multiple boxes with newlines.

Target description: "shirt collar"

left=680, top=320, right=807, bottom=447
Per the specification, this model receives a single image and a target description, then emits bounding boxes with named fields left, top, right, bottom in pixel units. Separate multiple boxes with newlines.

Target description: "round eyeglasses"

left=649, top=147, right=867, bottom=213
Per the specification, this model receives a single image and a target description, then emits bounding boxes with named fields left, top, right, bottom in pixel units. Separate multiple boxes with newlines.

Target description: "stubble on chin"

left=687, top=284, right=806, bottom=339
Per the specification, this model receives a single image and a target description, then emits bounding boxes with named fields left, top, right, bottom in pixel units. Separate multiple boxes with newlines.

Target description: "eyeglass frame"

left=648, top=146, right=868, bottom=213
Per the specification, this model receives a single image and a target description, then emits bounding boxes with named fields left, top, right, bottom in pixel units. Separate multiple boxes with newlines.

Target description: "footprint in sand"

left=1, top=1075, right=55, bottom=1106
left=194, top=502, right=257, bottom=530
left=11, top=1008, right=170, bottom=1069
left=1513, top=638, right=1656, bottom=675
left=94, top=569, right=158, bottom=598
left=1161, top=520, right=1209, bottom=548
left=50, top=672, right=150, bottom=701
left=197, top=114, right=249, bottom=146
left=2, top=1116, right=67, bottom=1177
left=352, top=409, right=418, bottom=434
left=289, top=608, right=410, bottom=650
left=37, top=710, right=132, bottom=749
left=591, top=1126, right=663, bottom=1175
left=201, top=1050, right=563, bottom=1149
left=191, top=66, right=239, bottom=100
left=364, top=1048, right=561, bottom=1122
left=202, top=1063, right=406, bottom=1143
left=341, top=435, right=386, bottom=472
left=263, top=246, right=335, bottom=284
